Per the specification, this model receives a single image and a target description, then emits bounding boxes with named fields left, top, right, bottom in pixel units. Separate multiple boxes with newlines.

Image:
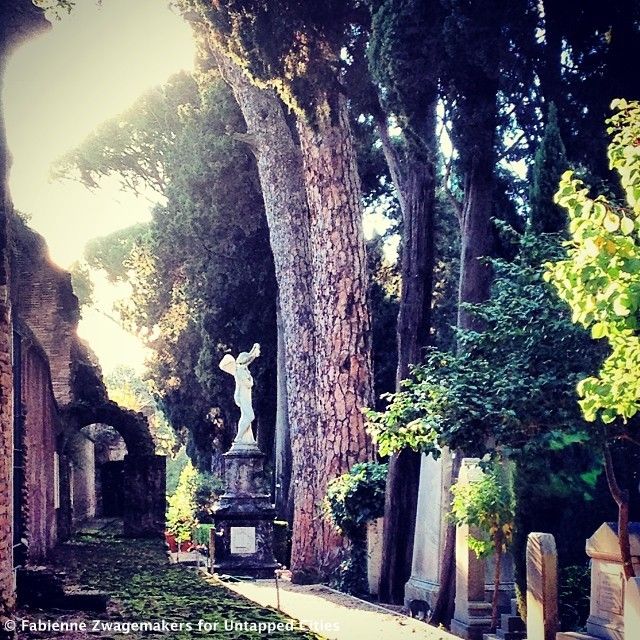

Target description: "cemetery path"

left=225, top=580, right=461, bottom=640
left=15, top=530, right=322, bottom=640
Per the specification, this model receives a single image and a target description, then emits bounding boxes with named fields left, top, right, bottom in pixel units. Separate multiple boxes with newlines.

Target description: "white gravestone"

left=558, top=522, right=640, bottom=640
left=405, top=450, right=454, bottom=608
left=526, top=532, right=558, bottom=640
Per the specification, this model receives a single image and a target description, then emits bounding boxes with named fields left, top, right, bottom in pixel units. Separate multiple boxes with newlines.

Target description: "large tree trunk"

left=456, top=152, right=496, bottom=332
left=296, top=94, right=375, bottom=576
left=374, top=105, right=438, bottom=603
left=212, top=47, right=374, bottom=580
left=210, top=49, right=321, bottom=576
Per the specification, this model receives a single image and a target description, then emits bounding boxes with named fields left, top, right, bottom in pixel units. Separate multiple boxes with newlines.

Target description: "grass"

left=18, top=531, right=323, bottom=640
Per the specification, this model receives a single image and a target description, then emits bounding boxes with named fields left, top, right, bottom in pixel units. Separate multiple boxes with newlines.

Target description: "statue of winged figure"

left=219, top=343, right=261, bottom=448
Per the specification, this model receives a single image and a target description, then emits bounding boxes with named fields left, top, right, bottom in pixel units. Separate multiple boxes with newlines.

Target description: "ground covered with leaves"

left=16, top=531, right=322, bottom=639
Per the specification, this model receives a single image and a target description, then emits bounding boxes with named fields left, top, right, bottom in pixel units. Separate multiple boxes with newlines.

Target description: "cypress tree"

left=529, top=103, right=568, bottom=234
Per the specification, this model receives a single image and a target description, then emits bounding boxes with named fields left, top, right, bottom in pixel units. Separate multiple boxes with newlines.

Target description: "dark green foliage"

left=529, top=104, right=569, bottom=234
left=368, top=0, right=441, bottom=157
left=181, top=0, right=360, bottom=120
left=324, top=461, right=388, bottom=595
left=367, top=230, right=616, bottom=598
left=324, top=462, right=388, bottom=538
left=513, top=453, right=614, bottom=611
left=60, top=73, right=278, bottom=472
left=558, top=564, right=591, bottom=631
left=367, top=236, right=399, bottom=405
left=367, top=231, right=607, bottom=458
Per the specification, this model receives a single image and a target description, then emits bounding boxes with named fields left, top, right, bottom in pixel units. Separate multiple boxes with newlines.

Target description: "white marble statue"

left=219, top=343, right=261, bottom=447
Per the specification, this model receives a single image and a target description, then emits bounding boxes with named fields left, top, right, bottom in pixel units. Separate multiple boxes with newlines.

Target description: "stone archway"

left=63, top=401, right=166, bottom=538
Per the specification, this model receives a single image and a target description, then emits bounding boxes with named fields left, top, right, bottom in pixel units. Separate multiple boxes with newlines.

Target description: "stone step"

left=468, top=601, right=493, bottom=617
left=60, top=588, right=109, bottom=612
left=500, top=613, right=525, bottom=632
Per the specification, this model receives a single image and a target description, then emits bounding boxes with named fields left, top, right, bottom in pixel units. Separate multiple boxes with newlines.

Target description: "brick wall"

left=18, top=328, right=59, bottom=562
left=11, top=218, right=80, bottom=406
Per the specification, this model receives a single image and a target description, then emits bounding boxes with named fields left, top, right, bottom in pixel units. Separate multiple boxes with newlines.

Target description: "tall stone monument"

left=210, top=344, right=279, bottom=578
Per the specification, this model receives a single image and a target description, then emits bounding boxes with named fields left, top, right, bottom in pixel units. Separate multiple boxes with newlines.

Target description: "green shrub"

left=323, top=462, right=387, bottom=595
left=166, top=462, right=198, bottom=544
left=559, top=564, right=590, bottom=631
left=193, top=524, right=215, bottom=547
left=323, top=462, right=388, bottom=538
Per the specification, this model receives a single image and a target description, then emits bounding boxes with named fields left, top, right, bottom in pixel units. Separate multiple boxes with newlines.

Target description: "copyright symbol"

left=3, top=620, right=16, bottom=631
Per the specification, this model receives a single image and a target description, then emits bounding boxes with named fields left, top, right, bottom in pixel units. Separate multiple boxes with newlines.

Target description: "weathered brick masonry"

left=0, top=2, right=49, bottom=631
left=16, top=323, right=59, bottom=563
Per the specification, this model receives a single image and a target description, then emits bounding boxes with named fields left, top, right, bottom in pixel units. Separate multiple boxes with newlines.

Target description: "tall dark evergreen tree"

left=529, top=103, right=568, bottom=234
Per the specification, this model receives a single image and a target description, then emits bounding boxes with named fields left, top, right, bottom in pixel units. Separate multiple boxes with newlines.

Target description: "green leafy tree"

left=450, top=462, right=515, bottom=630
left=366, top=229, right=611, bottom=601
left=545, top=99, right=640, bottom=579
left=56, top=73, right=278, bottom=473
left=166, top=461, right=199, bottom=552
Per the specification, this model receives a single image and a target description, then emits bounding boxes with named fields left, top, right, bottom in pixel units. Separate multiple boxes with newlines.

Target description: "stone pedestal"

left=210, top=443, right=279, bottom=578
left=451, top=459, right=493, bottom=640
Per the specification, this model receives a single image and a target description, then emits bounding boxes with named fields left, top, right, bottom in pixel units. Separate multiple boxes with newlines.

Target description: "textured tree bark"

left=213, top=49, right=374, bottom=579
left=274, top=303, right=292, bottom=522
left=296, top=94, right=375, bottom=575
left=456, top=153, right=496, bottom=332
left=604, top=444, right=636, bottom=580
left=374, top=104, right=438, bottom=604
left=211, top=50, right=321, bottom=576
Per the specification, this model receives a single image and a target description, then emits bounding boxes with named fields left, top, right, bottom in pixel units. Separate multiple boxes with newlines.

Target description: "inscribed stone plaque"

left=597, top=566, right=624, bottom=616
left=230, top=527, right=256, bottom=554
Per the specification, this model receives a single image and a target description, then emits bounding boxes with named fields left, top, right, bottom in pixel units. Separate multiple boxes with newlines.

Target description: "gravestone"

left=526, top=532, right=558, bottom=640
left=451, top=459, right=493, bottom=640
left=405, top=450, right=454, bottom=610
left=624, top=577, right=640, bottom=638
left=210, top=447, right=279, bottom=578
left=557, top=522, right=640, bottom=640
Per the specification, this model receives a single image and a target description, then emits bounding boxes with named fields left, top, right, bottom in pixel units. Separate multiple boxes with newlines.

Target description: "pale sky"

left=3, top=0, right=195, bottom=374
